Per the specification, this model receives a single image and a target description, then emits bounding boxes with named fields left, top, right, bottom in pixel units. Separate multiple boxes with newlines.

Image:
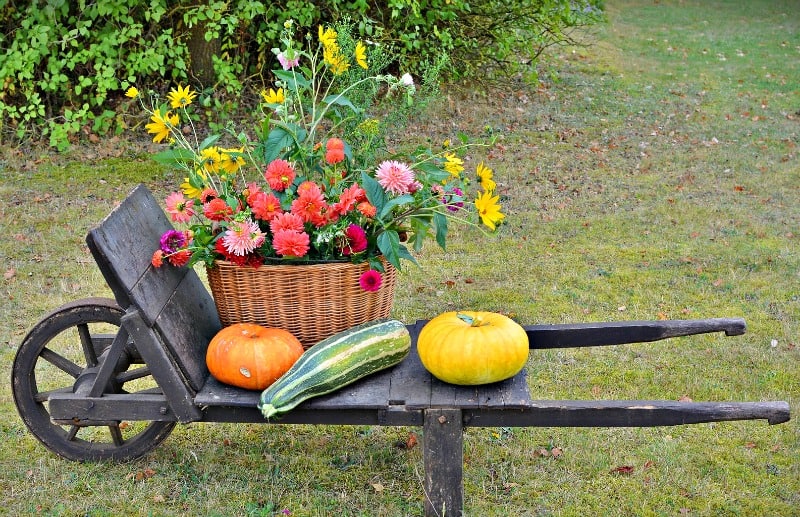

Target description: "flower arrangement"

left=128, top=21, right=504, bottom=291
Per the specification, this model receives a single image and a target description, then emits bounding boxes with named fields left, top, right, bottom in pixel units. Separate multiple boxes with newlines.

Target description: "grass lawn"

left=1, top=0, right=797, bottom=515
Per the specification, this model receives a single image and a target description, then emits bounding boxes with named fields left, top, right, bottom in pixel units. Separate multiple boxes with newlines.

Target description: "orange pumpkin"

left=206, top=323, right=304, bottom=390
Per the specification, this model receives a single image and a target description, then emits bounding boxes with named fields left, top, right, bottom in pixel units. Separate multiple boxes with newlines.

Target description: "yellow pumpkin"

left=417, top=311, right=529, bottom=385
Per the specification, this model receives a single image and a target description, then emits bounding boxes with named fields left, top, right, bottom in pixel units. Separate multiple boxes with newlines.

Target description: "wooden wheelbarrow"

left=12, top=185, right=790, bottom=516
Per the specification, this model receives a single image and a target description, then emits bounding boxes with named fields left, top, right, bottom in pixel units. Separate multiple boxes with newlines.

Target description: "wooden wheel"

left=11, top=298, right=175, bottom=462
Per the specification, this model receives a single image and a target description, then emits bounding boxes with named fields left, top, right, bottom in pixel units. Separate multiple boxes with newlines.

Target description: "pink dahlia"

left=222, top=219, right=265, bottom=256
left=375, top=160, right=415, bottom=195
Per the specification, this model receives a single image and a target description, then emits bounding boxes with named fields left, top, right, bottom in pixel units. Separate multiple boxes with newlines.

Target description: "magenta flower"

left=442, top=186, right=464, bottom=212
left=340, top=224, right=368, bottom=255
left=160, top=229, right=187, bottom=254
left=359, top=269, right=382, bottom=292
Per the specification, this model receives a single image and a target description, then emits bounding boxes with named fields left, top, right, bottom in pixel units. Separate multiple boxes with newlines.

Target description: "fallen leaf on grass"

left=394, top=432, right=418, bottom=450
left=611, top=465, right=635, bottom=475
left=127, top=468, right=156, bottom=481
left=533, top=448, right=550, bottom=457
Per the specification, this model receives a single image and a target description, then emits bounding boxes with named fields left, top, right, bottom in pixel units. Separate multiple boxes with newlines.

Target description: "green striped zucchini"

left=258, top=319, right=411, bottom=419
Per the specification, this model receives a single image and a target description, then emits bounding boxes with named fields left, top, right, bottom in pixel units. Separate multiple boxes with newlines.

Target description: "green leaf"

left=199, top=133, right=221, bottom=150
left=323, top=94, right=360, bottom=114
left=410, top=216, right=431, bottom=252
left=415, top=161, right=451, bottom=182
left=273, top=69, right=310, bottom=90
left=434, top=211, right=448, bottom=249
left=377, top=231, right=416, bottom=270
left=379, top=194, right=414, bottom=220
left=264, top=126, right=295, bottom=163
left=361, top=171, right=386, bottom=216
left=153, top=148, right=195, bottom=167
left=377, top=230, right=401, bottom=269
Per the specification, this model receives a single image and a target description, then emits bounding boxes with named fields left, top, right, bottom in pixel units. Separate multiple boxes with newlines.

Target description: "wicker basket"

left=206, top=259, right=397, bottom=348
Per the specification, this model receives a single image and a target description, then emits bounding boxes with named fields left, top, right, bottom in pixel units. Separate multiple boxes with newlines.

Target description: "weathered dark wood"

left=86, top=184, right=180, bottom=314
left=120, top=309, right=202, bottom=422
left=48, top=393, right=176, bottom=423
left=87, top=184, right=220, bottom=392
left=526, top=318, right=746, bottom=349
left=462, top=400, right=792, bottom=427
left=193, top=332, right=790, bottom=427
left=424, top=408, right=464, bottom=517
left=153, top=273, right=220, bottom=391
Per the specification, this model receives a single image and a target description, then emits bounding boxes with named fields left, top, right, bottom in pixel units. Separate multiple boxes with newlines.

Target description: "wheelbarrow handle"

left=524, top=318, right=746, bottom=349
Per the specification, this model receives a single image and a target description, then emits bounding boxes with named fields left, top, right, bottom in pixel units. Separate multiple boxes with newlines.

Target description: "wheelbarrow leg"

left=423, top=408, right=463, bottom=517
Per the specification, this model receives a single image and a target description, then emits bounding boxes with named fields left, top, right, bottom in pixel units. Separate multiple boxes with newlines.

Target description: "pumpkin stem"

left=456, top=312, right=488, bottom=327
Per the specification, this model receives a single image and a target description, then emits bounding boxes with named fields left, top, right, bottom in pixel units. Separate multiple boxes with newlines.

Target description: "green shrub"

left=0, top=0, right=602, bottom=150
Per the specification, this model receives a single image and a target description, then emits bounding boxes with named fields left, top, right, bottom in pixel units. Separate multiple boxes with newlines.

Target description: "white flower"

left=400, top=73, right=414, bottom=87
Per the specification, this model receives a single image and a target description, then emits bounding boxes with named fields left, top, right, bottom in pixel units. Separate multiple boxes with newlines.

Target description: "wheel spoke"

left=34, top=386, right=73, bottom=403
left=77, top=323, right=99, bottom=367
left=39, top=347, right=83, bottom=378
left=108, top=425, right=124, bottom=446
left=66, top=425, right=80, bottom=441
left=116, top=365, right=151, bottom=384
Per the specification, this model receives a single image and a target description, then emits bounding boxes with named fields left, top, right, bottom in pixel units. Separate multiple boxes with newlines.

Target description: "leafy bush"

left=0, top=0, right=602, bottom=150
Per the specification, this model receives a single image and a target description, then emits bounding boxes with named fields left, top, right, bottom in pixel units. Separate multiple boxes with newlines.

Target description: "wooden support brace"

left=424, top=408, right=464, bottom=517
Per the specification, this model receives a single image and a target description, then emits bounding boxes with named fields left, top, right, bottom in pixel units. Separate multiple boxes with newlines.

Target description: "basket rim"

left=208, top=257, right=393, bottom=271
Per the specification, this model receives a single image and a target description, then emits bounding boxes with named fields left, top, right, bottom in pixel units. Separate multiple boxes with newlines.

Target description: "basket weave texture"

left=206, top=259, right=397, bottom=348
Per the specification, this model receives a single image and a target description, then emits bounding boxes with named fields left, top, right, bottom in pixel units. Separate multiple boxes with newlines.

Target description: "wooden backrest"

left=87, top=184, right=220, bottom=391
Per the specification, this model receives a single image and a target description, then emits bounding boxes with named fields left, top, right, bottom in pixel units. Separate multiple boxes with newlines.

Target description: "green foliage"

left=0, top=0, right=602, bottom=150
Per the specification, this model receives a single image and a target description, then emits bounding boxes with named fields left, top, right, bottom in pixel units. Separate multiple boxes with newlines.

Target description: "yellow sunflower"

left=145, top=110, right=178, bottom=143
left=476, top=162, right=496, bottom=192
left=355, top=41, right=368, bottom=69
left=443, top=153, right=464, bottom=177
left=261, top=87, right=285, bottom=104
left=474, top=190, right=505, bottom=231
left=167, top=85, right=198, bottom=109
